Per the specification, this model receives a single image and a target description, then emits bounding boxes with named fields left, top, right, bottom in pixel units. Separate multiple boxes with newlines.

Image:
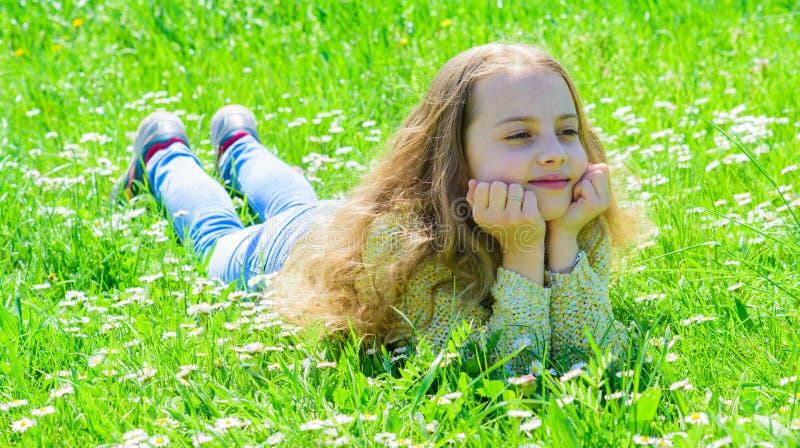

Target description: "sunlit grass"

left=1, top=0, right=798, bottom=446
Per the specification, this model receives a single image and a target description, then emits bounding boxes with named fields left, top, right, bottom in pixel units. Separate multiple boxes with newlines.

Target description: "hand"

left=466, top=179, right=545, bottom=254
left=547, top=163, right=611, bottom=237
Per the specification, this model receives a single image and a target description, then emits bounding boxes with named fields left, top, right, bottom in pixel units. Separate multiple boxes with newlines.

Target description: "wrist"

left=546, top=228, right=578, bottom=248
left=544, top=233, right=579, bottom=274
left=501, top=242, right=545, bottom=285
left=503, top=238, right=545, bottom=258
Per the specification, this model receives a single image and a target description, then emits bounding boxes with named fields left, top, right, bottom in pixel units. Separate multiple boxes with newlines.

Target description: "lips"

left=529, top=175, right=570, bottom=190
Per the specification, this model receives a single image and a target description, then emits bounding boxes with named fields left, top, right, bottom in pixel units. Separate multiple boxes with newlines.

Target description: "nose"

left=534, top=133, right=567, bottom=166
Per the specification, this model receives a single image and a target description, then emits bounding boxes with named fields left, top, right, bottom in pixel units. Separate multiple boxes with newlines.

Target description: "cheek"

left=569, top=145, right=589, bottom=169
left=468, top=147, right=526, bottom=178
left=493, top=152, right=530, bottom=177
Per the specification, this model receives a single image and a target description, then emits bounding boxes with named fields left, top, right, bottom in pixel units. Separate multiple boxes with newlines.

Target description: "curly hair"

left=270, top=43, right=633, bottom=343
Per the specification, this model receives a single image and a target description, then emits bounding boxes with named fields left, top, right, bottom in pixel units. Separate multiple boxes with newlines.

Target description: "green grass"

left=1, top=0, right=799, bottom=446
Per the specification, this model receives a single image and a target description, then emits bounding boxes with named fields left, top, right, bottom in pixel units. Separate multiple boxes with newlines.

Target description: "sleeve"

left=487, top=267, right=551, bottom=374
left=359, top=220, right=551, bottom=376
left=395, top=262, right=551, bottom=376
left=545, top=220, right=628, bottom=367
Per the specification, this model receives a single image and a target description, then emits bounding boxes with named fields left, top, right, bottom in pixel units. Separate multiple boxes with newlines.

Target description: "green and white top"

left=357, top=215, right=628, bottom=374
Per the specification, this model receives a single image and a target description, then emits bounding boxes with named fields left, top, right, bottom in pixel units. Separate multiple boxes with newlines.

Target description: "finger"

left=586, top=167, right=611, bottom=205
left=473, top=181, right=490, bottom=210
left=578, top=178, right=600, bottom=204
left=488, top=181, right=508, bottom=211
left=521, top=190, right=540, bottom=217
left=573, top=179, right=588, bottom=201
left=578, top=163, right=593, bottom=182
left=506, top=183, right=525, bottom=211
left=466, top=179, right=477, bottom=207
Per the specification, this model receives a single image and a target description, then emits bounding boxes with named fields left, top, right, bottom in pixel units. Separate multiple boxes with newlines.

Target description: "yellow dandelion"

left=440, top=18, right=452, bottom=28
left=400, top=37, right=409, bottom=46
left=53, top=43, right=63, bottom=52
left=47, top=272, right=57, bottom=282
left=72, top=18, right=83, bottom=27
left=14, top=48, right=24, bottom=57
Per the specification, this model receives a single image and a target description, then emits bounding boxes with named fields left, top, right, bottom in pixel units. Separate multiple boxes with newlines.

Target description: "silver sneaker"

left=111, top=111, right=188, bottom=202
left=210, top=104, right=261, bottom=171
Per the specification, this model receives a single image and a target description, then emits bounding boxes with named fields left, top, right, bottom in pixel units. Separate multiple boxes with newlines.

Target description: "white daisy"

left=684, top=411, right=709, bottom=425
left=122, top=428, right=148, bottom=442
left=519, top=418, right=542, bottom=432
left=5, top=399, right=28, bottom=409
left=11, top=417, right=37, bottom=433
left=299, top=419, right=326, bottom=431
left=215, top=416, right=243, bottom=430
left=31, top=406, right=56, bottom=416
left=149, top=435, right=170, bottom=446
left=265, top=432, right=284, bottom=445
left=191, top=432, right=214, bottom=446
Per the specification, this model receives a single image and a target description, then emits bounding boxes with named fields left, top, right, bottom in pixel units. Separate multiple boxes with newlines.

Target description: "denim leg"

left=218, top=135, right=319, bottom=221
left=147, top=142, right=244, bottom=260
left=206, top=205, right=319, bottom=288
left=204, top=135, right=345, bottom=289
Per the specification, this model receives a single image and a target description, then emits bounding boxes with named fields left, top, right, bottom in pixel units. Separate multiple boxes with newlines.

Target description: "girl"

left=114, top=43, right=630, bottom=374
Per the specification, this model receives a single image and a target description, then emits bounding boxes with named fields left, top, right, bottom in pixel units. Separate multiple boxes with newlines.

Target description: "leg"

left=207, top=204, right=319, bottom=288
left=204, top=106, right=343, bottom=288
left=210, top=105, right=318, bottom=222
left=147, top=143, right=245, bottom=260
left=149, top=143, right=303, bottom=288
left=219, top=135, right=319, bottom=222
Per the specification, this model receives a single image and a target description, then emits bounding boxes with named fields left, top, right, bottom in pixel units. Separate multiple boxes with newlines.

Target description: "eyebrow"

left=493, top=113, right=579, bottom=126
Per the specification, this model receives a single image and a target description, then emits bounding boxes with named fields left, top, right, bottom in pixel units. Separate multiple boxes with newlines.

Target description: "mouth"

left=529, top=176, right=570, bottom=190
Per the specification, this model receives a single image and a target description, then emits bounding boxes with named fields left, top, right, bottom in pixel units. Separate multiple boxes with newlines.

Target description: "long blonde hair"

left=271, top=43, right=631, bottom=342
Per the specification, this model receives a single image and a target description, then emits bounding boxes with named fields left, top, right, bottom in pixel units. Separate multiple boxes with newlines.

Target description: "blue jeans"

left=146, top=135, right=339, bottom=288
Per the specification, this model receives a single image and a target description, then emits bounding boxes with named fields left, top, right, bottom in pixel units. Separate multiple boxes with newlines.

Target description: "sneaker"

left=210, top=104, right=261, bottom=171
left=111, top=111, right=189, bottom=202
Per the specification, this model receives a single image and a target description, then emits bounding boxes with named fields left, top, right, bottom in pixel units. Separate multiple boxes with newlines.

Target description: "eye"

left=506, top=131, right=531, bottom=140
left=559, top=128, right=579, bottom=138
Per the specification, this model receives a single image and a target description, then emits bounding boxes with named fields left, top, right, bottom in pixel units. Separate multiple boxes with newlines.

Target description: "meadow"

left=1, top=0, right=799, bottom=446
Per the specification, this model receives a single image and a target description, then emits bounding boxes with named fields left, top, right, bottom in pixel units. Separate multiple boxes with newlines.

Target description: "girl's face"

left=464, top=70, right=589, bottom=221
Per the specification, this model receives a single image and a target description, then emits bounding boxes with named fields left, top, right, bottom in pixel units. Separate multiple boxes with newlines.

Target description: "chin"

left=539, top=202, right=570, bottom=221
left=536, top=192, right=572, bottom=221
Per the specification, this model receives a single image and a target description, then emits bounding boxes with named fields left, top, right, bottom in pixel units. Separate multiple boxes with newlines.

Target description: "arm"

left=546, top=220, right=627, bottom=366
left=359, top=221, right=550, bottom=375
left=393, top=257, right=551, bottom=375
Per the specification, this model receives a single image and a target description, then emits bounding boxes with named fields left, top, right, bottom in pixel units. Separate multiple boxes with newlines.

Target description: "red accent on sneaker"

left=144, top=137, right=188, bottom=165
left=218, top=131, right=251, bottom=161
left=125, top=136, right=188, bottom=192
